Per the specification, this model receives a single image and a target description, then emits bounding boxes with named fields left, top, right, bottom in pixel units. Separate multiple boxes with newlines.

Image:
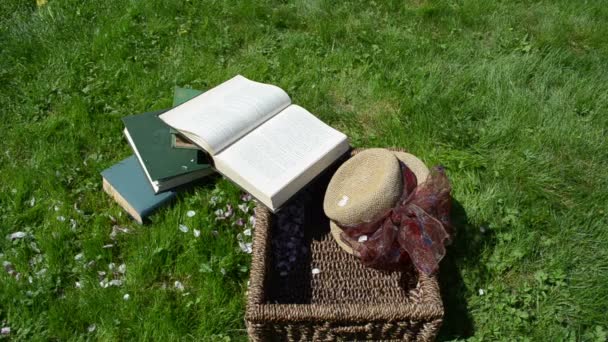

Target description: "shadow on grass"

left=437, top=198, right=492, bottom=340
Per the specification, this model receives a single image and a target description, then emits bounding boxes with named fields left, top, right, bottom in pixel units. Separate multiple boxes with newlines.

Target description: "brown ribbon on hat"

left=337, top=162, right=452, bottom=275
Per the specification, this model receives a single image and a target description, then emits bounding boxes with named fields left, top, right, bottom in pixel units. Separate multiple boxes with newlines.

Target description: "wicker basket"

left=246, top=149, right=444, bottom=341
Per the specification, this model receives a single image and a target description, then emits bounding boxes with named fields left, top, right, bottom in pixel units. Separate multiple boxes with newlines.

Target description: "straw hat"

left=324, top=148, right=430, bottom=254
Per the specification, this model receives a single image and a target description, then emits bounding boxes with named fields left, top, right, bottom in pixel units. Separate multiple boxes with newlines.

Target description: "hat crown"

left=324, top=148, right=403, bottom=225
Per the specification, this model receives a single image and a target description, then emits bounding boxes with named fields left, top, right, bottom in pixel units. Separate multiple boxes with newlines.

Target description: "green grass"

left=1, top=0, right=607, bottom=340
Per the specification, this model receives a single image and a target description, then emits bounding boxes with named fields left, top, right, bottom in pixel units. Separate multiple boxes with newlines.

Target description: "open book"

left=159, top=75, right=349, bottom=211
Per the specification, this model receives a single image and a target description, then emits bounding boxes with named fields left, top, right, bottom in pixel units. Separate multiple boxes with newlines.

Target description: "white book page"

left=214, top=105, right=349, bottom=209
left=159, top=75, right=291, bottom=155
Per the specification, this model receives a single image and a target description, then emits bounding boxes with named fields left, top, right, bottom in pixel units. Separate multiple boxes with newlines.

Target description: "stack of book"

left=102, top=76, right=350, bottom=223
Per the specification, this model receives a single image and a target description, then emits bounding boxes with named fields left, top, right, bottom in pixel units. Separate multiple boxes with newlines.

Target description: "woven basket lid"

left=324, top=148, right=430, bottom=254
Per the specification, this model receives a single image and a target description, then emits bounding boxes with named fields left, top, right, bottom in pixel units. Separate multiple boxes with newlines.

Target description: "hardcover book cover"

left=101, top=156, right=176, bottom=224
left=122, top=109, right=212, bottom=190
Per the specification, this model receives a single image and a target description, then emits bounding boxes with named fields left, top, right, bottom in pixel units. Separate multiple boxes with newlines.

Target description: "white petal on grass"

left=174, top=281, right=185, bottom=291
left=110, top=225, right=129, bottom=240
left=57, top=215, right=66, bottom=222
left=108, top=263, right=116, bottom=271
left=74, top=253, right=84, bottom=261
left=30, top=241, right=40, bottom=253
left=220, top=268, right=226, bottom=276
left=54, top=205, right=60, bottom=212
left=193, top=229, right=201, bottom=238
left=478, top=288, right=485, bottom=296
left=109, top=279, right=123, bottom=287
left=9, top=232, right=27, bottom=240
left=238, top=241, right=252, bottom=254
left=87, top=324, right=96, bottom=333
left=243, top=228, right=252, bottom=236
left=312, top=268, right=321, bottom=275
left=29, top=197, right=36, bottom=207
left=179, top=224, right=189, bottom=233
left=75, top=281, right=83, bottom=289
left=123, top=293, right=130, bottom=301
left=1, top=327, right=10, bottom=335
left=102, top=244, right=114, bottom=249
left=118, top=263, right=126, bottom=274
left=186, top=210, right=196, bottom=217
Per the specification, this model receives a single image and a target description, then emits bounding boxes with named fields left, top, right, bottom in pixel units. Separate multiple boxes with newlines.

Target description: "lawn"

left=1, top=0, right=607, bottom=340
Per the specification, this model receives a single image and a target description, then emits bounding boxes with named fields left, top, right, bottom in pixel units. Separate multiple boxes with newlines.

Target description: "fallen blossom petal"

left=174, top=281, right=185, bottom=291
left=109, top=279, right=123, bottom=287
left=9, top=232, right=27, bottom=240
left=248, top=216, right=256, bottom=226
left=102, top=244, right=114, bottom=249
left=478, top=288, right=485, bottom=296
left=1, top=327, right=10, bottom=335
left=238, top=203, right=249, bottom=214
left=29, top=241, right=40, bottom=253
left=118, top=263, right=126, bottom=274
left=75, top=281, right=83, bottom=289
left=357, top=235, right=368, bottom=243
left=29, top=197, right=36, bottom=207
left=312, top=268, right=321, bottom=275
left=186, top=210, right=196, bottom=217
left=243, top=228, right=252, bottom=236
left=224, top=205, right=233, bottom=218
left=110, top=225, right=129, bottom=240
left=108, top=263, right=116, bottom=271
left=123, top=293, right=130, bottom=301
left=179, top=224, right=189, bottom=233
left=193, top=229, right=200, bottom=238
left=87, top=324, right=96, bottom=333
left=220, top=268, right=226, bottom=275
left=57, top=216, right=66, bottom=222
left=238, top=241, right=253, bottom=254
left=74, top=253, right=84, bottom=261
left=236, top=218, right=245, bottom=226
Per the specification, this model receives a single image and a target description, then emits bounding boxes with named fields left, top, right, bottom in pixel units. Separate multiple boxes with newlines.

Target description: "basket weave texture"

left=246, top=149, right=444, bottom=341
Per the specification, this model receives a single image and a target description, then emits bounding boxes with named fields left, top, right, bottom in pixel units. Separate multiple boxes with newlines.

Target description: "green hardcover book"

left=101, top=156, right=176, bottom=224
left=173, top=86, right=204, bottom=107
left=122, top=109, right=214, bottom=193
left=171, top=87, right=204, bottom=149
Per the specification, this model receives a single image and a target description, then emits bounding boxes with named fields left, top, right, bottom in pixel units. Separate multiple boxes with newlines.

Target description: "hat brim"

left=330, top=151, right=429, bottom=255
